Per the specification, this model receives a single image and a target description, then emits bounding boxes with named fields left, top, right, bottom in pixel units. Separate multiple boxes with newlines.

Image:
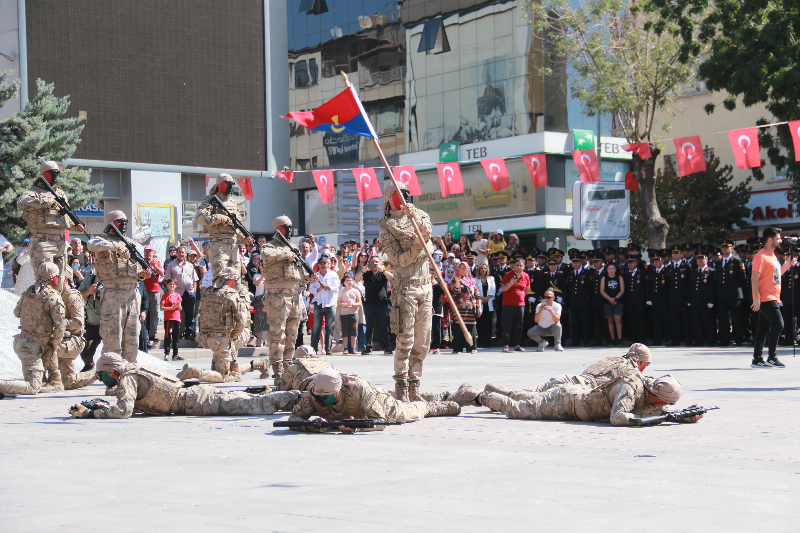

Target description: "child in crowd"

left=160, top=278, right=183, bottom=361
left=338, top=272, right=362, bottom=354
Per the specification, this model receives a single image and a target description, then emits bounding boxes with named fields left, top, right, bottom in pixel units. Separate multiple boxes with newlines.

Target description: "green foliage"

left=630, top=150, right=751, bottom=246
left=646, top=0, right=800, bottom=194
left=0, top=73, right=101, bottom=244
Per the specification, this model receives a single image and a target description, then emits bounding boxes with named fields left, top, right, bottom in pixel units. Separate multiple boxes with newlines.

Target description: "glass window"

left=181, top=174, right=207, bottom=202
left=309, top=58, right=319, bottom=85
left=295, top=61, right=309, bottom=88
left=418, top=18, right=450, bottom=54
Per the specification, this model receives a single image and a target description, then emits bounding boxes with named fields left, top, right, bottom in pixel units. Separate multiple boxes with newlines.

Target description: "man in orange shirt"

left=751, top=227, right=795, bottom=368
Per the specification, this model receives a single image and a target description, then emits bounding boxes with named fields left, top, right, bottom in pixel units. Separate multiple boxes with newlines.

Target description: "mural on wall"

left=134, top=203, right=176, bottom=260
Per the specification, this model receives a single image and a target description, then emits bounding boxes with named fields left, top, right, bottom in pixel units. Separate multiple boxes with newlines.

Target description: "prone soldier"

left=246, top=345, right=333, bottom=393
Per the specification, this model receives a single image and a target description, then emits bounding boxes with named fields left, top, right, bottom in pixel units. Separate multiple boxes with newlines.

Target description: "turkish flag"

left=275, top=171, right=294, bottom=183
left=624, top=171, right=639, bottom=191
left=236, top=178, right=254, bottom=201
left=205, top=174, right=212, bottom=187
left=480, top=158, right=510, bottom=192
left=673, top=136, right=706, bottom=176
left=353, top=167, right=382, bottom=202
left=571, top=149, right=601, bottom=184
left=437, top=163, right=464, bottom=197
left=522, top=154, right=548, bottom=188
left=391, top=166, right=422, bottom=196
left=621, top=143, right=652, bottom=159
left=788, top=120, right=800, bottom=162
left=728, top=127, right=761, bottom=169
left=312, top=170, right=335, bottom=203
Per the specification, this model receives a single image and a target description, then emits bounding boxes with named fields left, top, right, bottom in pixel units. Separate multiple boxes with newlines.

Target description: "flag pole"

left=340, top=72, right=474, bottom=346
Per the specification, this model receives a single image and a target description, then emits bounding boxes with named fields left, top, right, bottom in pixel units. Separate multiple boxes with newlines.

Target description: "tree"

left=523, top=0, right=702, bottom=247
left=630, top=150, right=751, bottom=245
left=647, top=0, right=800, bottom=194
left=0, top=71, right=101, bottom=244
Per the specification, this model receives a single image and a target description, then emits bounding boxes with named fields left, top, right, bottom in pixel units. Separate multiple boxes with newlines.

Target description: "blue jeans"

left=357, top=323, right=367, bottom=350
left=181, top=290, right=197, bottom=337
left=364, top=302, right=391, bottom=350
left=311, top=304, right=335, bottom=354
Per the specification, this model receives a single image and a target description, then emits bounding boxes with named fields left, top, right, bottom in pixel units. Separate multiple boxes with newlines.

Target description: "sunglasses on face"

left=545, top=296, right=554, bottom=299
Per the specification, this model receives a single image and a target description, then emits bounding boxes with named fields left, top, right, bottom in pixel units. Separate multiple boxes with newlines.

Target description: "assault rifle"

left=272, top=229, right=316, bottom=278
left=632, top=405, right=719, bottom=426
left=244, top=385, right=271, bottom=394
left=68, top=398, right=110, bottom=415
left=0, top=393, right=17, bottom=400
left=273, top=419, right=404, bottom=431
left=210, top=194, right=253, bottom=242
left=34, top=175, right=91, bottom=240
left=103, top=223, right=162, bottom=288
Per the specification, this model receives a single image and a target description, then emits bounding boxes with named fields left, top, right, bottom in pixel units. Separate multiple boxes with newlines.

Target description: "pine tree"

left=0, top=71, right=101, bottom=245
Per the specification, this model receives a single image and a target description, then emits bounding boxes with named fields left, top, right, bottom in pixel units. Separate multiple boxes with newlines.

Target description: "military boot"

left=408, top=380, right=420, bottom=402
left=247, top=359, right=270, bottom=379
left=230, top=362, right=243, bottom=382
left=176, top=364, right=200, bottom=380
left=271, top=364, right=282, bottom=388
left=394, top=379, right=409, bottom=402
left=40, top=370, right=64, bottom=393
left=424, top=400, right=461, bottom=417
left=478, top=392, right=507, bottom=412
left=448, top=383, right=481, bottom=407
left=419, top=391, right=451, bottom=402
left=484, top=383, right=512, bottom=396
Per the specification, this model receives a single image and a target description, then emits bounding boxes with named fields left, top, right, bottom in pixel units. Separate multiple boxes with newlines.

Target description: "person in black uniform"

left=666, top=245, right=692, bottom=346
left=590, top=252, right=608, bottom=346
left=646, top=250, right=670, bottom=346
left=689, top=248, right=717, bottom=346
left=778, top=245, right=799, bottom=346
left=523, top=253, right=543, bottom=345
left=603, top=246, right=617, bottom=267
left=552, top=248, right=569, bottom=275
left=736, top=244, right=755, bottom=343
left=492, top=251, right=511, bottom=341
left=623, top=255, right=647, bottom=343
left=716, top=240, right=746, bottom=346
left=683, top=243, right=699, bottom=269
left=566, top=252, right=592, bottom=346
left=539, top=258, right=567, bottom=306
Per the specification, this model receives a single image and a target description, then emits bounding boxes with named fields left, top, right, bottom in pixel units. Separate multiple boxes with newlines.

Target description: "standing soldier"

left=566, top=252, right=592, bottom=346
left=666, top=245, right=692, bottom=346
left=590, top=252, right=608, bottom=346
left=87, top=211, right=143, bottom=363
left=52, top=267, right=95, bottom=390
left=646, top=250, right=670, bottom=346
left=379, top=182, right=435, bottom=402
left=16, top=161, right=85, bottom=290
left=0, top=262, right=65, bottom=395
left=689, top=249, right=717, bottom=346
left=737, top=244, right=755, bottom=343
left=623, top=255, right=647, bottom=343
left=778, top=245, right=800, bottom=346
left=194, top=174, right=253, bottom=279
left=716, top=240, right=746, bottom=346
left=177, top=267, right=244, bottom=382
left=260, top=216, right=316, bottom=385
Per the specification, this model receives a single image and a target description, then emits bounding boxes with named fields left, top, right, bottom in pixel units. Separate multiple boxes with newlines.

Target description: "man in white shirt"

left=164, top=245, right=199, bottom=340
left=472, top=229, right=489, bottom=266
left=527, top=289, right=564, bottom=351
left=308, top=256, right=340, bottom=355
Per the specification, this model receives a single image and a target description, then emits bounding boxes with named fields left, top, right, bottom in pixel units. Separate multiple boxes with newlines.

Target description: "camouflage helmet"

left=105, top=210, right=127, bottom=224
left=382, top=181, right=408, bottom=205
left=645, top=375, right=682, bottom=404
left=216, top=266, right=240, bottom=281
left=36, top=262, right=59, bottom=282
left=625, top=343, right=651, bottom=362
left=39, top=161, right=59, bottom=173
left=272, top=215, right=292, bottom=230
left=216, top=173, right=234, bottom=184
left=293, top=345, right=317, bottom=359
left=310, top=367, right=342, bottom=395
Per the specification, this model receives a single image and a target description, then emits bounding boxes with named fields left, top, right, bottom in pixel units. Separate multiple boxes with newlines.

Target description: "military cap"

left=497, top=250, right=511, bottom=258
left=512, top=252, right=525, bottom=261
left=682, top=243, right=693, bottom=251
left=578, top=252, right=588, bottom=260
left=645, top=375, right=682, bottom=404
left=710, top=247, right=721, bottom=256
left=650, top=250, right=664, bottom=261
left=626, top=343, right=651, bottom=362
left=105, top=210, right=127, bottom=224
left=526, top=254, right=536, bottom=261
left=734, top=244, right=747, bottom=253
left=530, top=247, right=542, bottom=257
left=751, top=244, right=762, bottom=253
left=591, top=252, right=604, bottom=263
left=489, top=252, right=499, bottom=260
left=464, top=250, right=478, bottom=259
left=310, top=368, right=343, bottom=395
left=39, top=160, right=59, bottom=173
left=625, top=254, right=638, bottom=263
left=570, top=254, right=581, bottom=262
left=272, top=215, right=292, bottom=230
left=568, top=248, right=579, bottom=257
left=628, top=243, right=641, bottom=252
left=547, top=258, right=558, bottom=265
left=669, top=245, right=682, bottom=254
left=552, top=249, right=565, bottom=257
left=36, top=261, right=59, bottom=281
left=216, top=266, right=240, bottom=280
left=294, top=345, right=317, bottom=359
left=695, top=249, right=709, bottom=259
left=777, top=245, right=789, bottom=254
left=536, top=250, right=547, bottom=258
left=721, top=239, right=734, bottom=247
left=602, top=246, right=617, bottom=255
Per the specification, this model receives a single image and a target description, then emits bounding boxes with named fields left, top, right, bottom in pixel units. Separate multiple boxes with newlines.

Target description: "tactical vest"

left=19, top=285, right=58, bottom=340
left=62, top=287, right=85, bottom=335
left=379, top=206, right=432, bottom=280
left=582, top=357, right=636, bottom=382
left=260, top=242, right=304, bottom=286
left=314, top=377, right=377, bottom=420
left=196, top=194, right=238, bottom=237
left=576, top=375, right=645, bottom=421
left=19, top=187, right=71, bottom=231
left=284, top=358, right=333, bottom=391
left=198, top=286, right=238, bottom=333
left=91, top=236, right=140, bottom=282
left=127, top=367, right=184, bottom=415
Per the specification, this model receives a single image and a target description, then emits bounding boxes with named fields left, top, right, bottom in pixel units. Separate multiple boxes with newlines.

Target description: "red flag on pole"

left=275, top=171, right=294, bottom=183
left=236, top=178, right=254, bottom=201
left=205, top=174, right=212, bottom=187
left=522, top=154, right=548, bottom=188
left=353, top=168, right=382, bottom=202
left=436, top=163, right=464, bottom=197
left=480, top=158, right=510, bottom=192
left=571, top=149, right=601, bottom=184
left=788, top=120, right=800, bottom=161
left=728, top=127, right=761, bottom=169
left=312, top=170, right=335, bottom=203
left=621, top=143, right=652, bottom=159
left=673, top=136, right=706, bottom=176
left=391, top=166, right=422, bottom=196
left=624, top=171, right=639, bottom=191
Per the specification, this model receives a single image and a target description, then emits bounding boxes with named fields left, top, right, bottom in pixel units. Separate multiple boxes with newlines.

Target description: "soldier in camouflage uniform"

left=484, top=343, right=651, bottom=400
left=0, top=263, right=65, bottom=395
left=450, top=375, right=703, bottom=426
left=260, top=216, right=316, bottom=385
left=378, top=182, right=435, bottom=402
left=51, top=268, right=96, bottom=390
left=194, top=174, right=252, bottom=279
left=69, top=353, right=299, bottom=419
left=287, top=368, right=461, bottom=433
left=87, top=210, right=144, bottom=363
left=177, top=267, right=244, bottom=383
left=246, top=345, right=333, bottom=391
left=16, top=161, right=85, bottom=291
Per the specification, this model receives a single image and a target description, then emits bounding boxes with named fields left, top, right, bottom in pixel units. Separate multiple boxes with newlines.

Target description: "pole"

left=358, top=198, right=364, bottom=246
left=340, top=72, right=474, bottom=345
left=596, top=114, right=602, bottom=171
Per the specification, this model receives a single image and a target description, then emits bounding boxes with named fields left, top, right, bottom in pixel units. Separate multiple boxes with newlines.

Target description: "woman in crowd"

left=351, top=249, right=370, bottom=278
left=338, top=272, right=362, bottom=354
left=475, top=263, right=496, bottom=348
left=505, top=233, right=524, bottom=256
left=457, top=234, right=470, bottom=253
left=437, top=231, right=456, bottom=254
left=599, top=262, right=625, bottom=346
left=244, top=253, right=261, bottom=295
left=488, top=230, right=507, bottom=254
left=449, top=263, right=481, bottom=353
left=251, top=268, right=268, bottom=348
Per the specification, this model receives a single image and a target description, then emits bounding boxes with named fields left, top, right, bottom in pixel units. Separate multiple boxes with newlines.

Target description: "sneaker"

left=384, top=349, right=393, bottom=355
left=433, top=348, right=440, bottom=354
left=554, top=344, right=564, bottom=352
left=536, top=340, right=548, bottom=352
left=164, top=355, right=169, bottom=362
left=766, top=357, right=786, bottom=368
left=471, top=349, right=477, bottom=354
left=361, top=349, right=372, bottom=355
left=751, top=359, right=769, bottom=368
left=172, top=355, right=185, bottom=361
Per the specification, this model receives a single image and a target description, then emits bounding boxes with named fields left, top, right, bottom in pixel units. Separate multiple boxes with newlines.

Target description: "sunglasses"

left=544, top=296, right=554, bottom=299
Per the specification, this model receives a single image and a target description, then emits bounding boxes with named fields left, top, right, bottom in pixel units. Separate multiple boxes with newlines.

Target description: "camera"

left=784, top=236, right=800, bottom=245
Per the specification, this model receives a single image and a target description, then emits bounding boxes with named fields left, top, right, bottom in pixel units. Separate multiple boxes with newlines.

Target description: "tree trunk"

left=631, top=146, right=669, bottom=248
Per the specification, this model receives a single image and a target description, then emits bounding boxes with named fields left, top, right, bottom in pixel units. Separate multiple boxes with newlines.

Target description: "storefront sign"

left=74, top=199, right=104, bottom=218
left=746, top=189, right=799, bottom=224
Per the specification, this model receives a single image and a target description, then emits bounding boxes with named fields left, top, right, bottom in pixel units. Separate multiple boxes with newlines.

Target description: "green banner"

left=572, top=129, right=595, bottom=150
left=447, top=219, right=462, bottom=239
left=439, top=142, right=459, bottom=163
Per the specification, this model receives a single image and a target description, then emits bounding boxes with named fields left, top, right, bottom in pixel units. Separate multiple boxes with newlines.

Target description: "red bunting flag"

left=236, top=178, right=254, bottom=201
left=312, top=170, right=335, bottom=203
left=624, top=171, right=639, bottom=191
left=275, top=171, right=294, bottom=183
left=571, top=149, right=601, bottom=184
left=621, top=143, right=652, bottom=159
left=391, top=166, right=422, bottom=196
left=522, top=154, right=548, bottom=188
left=673, top=136, right=706, bottom=176
left=480, top=158, right=510, bottom=192
left=436, top=163, right=464, bottom=197
left=353, top=167, right=382, bottom=202
left=788, top=120, right=800, bottom=161
left=205, top=174, right=212, bottom=187
left=728, top=127, right=761, bottom=169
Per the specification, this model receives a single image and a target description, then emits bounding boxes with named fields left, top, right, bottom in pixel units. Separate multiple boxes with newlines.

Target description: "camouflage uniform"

left=16, top=164, right=77, bottom=291
left=278, top=355, right=333, bottom=391
left=379, top=186, right=435, bottom=400
left=87, top=217, right=143, bottom=363
left=55, top=284, right=95, bottom=390
left=0, top=264, right=65, bottom=395
left=82, top=365, right=300, bottom=419
left=194, top=174, right=247, bottom=279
